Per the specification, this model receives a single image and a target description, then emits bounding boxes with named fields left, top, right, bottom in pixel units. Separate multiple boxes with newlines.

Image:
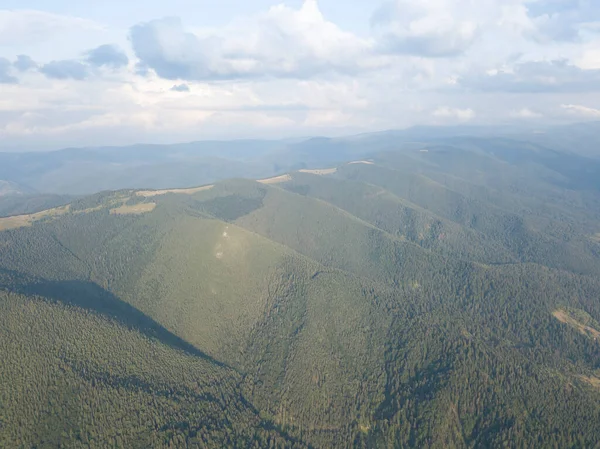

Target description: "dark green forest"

left=1, top=138, right=600, bottom=448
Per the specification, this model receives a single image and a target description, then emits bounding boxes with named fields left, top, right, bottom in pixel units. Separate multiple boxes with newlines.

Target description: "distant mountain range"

left=1, top=122, right=598, bottom=196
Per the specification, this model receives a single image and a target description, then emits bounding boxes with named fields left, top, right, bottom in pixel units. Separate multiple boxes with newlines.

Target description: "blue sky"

left=1, top=0, right=600, bottom=150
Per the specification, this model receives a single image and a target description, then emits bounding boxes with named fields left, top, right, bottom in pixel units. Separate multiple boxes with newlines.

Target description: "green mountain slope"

left=1, top=140, right=600, bottom=448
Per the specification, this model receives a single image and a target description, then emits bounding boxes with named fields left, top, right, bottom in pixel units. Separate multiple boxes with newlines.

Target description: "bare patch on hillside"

left=592, top=233, right=600, bottom=243
left=348, top=160, right=374, bottom=165
left=110, top=203, right=156, bottom=215
left=578, top=375, right=600, bottom=389
left=258, top=174, right=292, bottom=184
left=136, top=185, right=214, bottom=197
left=553, top=309, right=600, bottom=340
left=298, top=168, right=337, bottom=175
left=0, top=205, right=71, bottom=231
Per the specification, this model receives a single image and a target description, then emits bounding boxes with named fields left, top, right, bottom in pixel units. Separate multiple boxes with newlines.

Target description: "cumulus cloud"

left=171, top=83, right=190, bottom=92
left=526, top=0, right=600, bottom=43
left=460, top=60, right=600, bottom=92
left=433, top=106, right=476, bottom=121
left=85, top=44, right=129, bottom=68
left=561, top=104, right=600, bottom=117
left=13, top=55, right=37, bottom=72
left=0, top=57, right=18, bottom=84
left=130, top=0, right=375, bottom=81
left=372, top=1, right=479, bottom=57
left=371, top=0, right=533, bottom=58
left=40, top=60, right=89, bottom=80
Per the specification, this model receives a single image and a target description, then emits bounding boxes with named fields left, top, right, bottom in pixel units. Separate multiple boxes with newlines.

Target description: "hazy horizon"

left=1, top=119, right=597, bottom=153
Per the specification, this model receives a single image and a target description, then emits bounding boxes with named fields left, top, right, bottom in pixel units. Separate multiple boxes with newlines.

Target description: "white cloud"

left=576, top=39, right=600, bottom=69
left=432, top=106, right=476, bottom=121
left=0, top=10, right=102, bottom=46
left=510, top=108, right=543, bottom=118
left=526, top=0, right=600, bottom=43
left=130, top=0, right=380, bottom=80
left=372, top=0, right=533, bottom=57
left=561, top=104, right=600, bottom=117
left=459, top=60, right=600, bottom=93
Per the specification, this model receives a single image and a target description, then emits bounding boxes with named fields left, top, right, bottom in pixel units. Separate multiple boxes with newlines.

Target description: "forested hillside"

left=1, top=138, right=600, bottom=448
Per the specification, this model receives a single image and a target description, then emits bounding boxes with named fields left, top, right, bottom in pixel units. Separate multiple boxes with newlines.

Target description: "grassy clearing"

left=592, top=233, right=600, bottom=243
left=298, top=168, right=338, bottom=175
left=579, top=375, right=600, bottom=389
left=553, top=309, right=600, bottom=340
left=136, top=185, right=214, bottom=197
left=110, top=203, right=156, bottom=215
left=258, top=174, right=292, bottom=184
left=0, top=205, right=71, bottom=231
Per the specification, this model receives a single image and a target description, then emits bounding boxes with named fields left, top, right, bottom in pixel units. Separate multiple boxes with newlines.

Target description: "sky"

left=1, top=0, right=600, bottom=150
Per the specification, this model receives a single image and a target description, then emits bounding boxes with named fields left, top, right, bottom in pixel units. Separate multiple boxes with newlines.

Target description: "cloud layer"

left=2, top=0, right=600, bottom=149
left=461, top=60, right=600, bottom=92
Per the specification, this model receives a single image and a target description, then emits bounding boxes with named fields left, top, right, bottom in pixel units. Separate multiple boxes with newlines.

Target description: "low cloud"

left=561, top=104, right=600, bottom=118
left=171, top=83, right=190, bottom=92
left=0, top=57, right=18, bottom=84
left=510, top=108, right=543, bottom=118
left=40, top=60, right=89, bottom=80
left=460, top=60, right=600, bottom=93
left=32, top=45, right=128, bottom=81
left=14, top=55, right=37, bottom=72
left=85, top=45, right=129, bottom=68
left=433, top=106, right=476, bottom=121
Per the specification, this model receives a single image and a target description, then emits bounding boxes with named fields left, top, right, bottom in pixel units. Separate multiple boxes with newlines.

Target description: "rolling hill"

left=1, top=136, right=600, bottom=448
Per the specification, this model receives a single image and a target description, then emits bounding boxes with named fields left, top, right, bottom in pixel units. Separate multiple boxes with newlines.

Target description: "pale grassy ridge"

left=135, top=185, right=214, bottom=197
left=258, top=174, right=292, bottom=184
left=298, top=168, right=338, bottom=175
left=110, top=203, right=157, bottom=215
left=0, top=193, right=161, bottom=230
left=0, top=205, right=71, bottom=231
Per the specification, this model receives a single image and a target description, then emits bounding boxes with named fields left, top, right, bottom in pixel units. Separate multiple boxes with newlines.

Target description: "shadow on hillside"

left=0, top=269, right=228, bottom=369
